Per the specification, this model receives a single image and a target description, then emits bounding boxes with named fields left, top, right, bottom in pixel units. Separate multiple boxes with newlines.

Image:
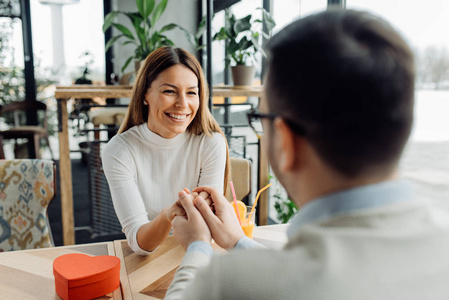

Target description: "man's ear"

left=273, top=118, right=299, bottom=173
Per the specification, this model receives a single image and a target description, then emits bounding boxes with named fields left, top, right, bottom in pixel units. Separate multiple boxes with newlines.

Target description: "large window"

left=31, top=0, right=105, bottom=85
left=0, top=17, right=25, bottom=102
left=346, top=0, right=449, bottom=210
left=272, top=0, right=327, bottom=33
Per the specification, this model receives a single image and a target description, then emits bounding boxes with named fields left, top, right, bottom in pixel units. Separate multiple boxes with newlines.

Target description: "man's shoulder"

left=204, top=208, right=449, bottom=299
left=316, top=199, right=449, bottom=229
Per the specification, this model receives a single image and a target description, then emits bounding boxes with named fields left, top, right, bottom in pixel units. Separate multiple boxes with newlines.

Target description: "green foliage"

left=213, top=8, right=275, bottom=67
left=0, top=19, right=58, bottom=139
left=103, top=0, right=195, bottom=73
left=0, top=20, right=24, bottom=106
left=0, top=66, right=25, bottom=105
left=274, top=195, right=298, bottom=224
left=270, top=174, right=298, bottom=223
left=185, top=15, right=208, bottom=51
left=0, top=65, right=58, bottom=138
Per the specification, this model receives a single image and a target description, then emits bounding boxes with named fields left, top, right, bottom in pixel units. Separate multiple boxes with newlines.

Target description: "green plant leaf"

left=103, top=11, right=119, bottom=32
left=136, top=0, right=145, bottom=17
left=213, top=27, right=228, bottom=41
left=234, top=15, right=252, bottom=34
left=237, top=36, right=252, bottom=51
left=227, top=39, right=240, bottom=54
left=148, top=31, right=161, bottom=52
left=127, top=14, right=146, bottom=53
left=105, top=35, right=124, bottom=52
left=144, top=17, right=152, bottom=29
left=261, top=31, right=270, bottom=39
left=125, top=12, right=144, bottom=24
left=231, top=52, right=246, bottom=65
left=251, top=35, right=266, bottom=58
left=112, top=23, right=134, bottom=39
left=195, top=16, right=207, bottom=40
left=159, top=23, right=177, bottom=33
left=122, top=40, right=138, bottom=47
left=136, top=0, right=155, bottom=20
left=124, top=12, right=146, bottom=50
left=159, top=36, right=175, bottom=47
left=125, top=12, right=145, bottom=29
left=121, top=56, right=134, bottom=73
left=152, top=0, right=168, bottom=26
left=261, top=8, right=276, bottom=31
left=225, top=9, right=236, bottom=37
left=135, top=47, right=148, bottom=60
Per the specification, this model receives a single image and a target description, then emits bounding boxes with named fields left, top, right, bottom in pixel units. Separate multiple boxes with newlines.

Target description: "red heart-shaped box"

left=53, top=253, right=121, bottom=300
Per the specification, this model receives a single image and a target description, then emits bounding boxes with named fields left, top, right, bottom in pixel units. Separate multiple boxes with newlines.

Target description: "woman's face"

left=145, top=64, right=200, bottom=139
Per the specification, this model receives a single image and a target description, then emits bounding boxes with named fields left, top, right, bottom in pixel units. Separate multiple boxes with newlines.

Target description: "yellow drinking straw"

left=249, top=183, right=272, bottom=218
left=230, top=181, right=243, bottom=226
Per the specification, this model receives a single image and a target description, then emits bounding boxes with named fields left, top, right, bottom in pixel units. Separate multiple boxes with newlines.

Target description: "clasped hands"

left=170, top=186, right=245, bottom=251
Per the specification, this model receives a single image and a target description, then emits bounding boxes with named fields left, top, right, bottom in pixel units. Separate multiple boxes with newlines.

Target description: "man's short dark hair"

left=266, top=9, right=415, bottom=178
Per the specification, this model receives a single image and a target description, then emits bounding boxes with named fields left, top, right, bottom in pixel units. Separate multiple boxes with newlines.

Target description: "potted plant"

left=103, top=0, right=194, bottom=73
left=213, top=8, right=275, bottom=87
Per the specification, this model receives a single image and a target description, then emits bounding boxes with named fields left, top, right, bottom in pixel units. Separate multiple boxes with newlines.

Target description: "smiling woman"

left=101, top=47, right=231, bottom=255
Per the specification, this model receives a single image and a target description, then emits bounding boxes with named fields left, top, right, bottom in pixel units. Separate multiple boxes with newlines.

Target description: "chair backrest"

left=0, top=159, right=56, bottom=251
left=0, top=100, right=47, bottom=113
left=226, top=157, right=251, bottom=202
left=0, top=100, right=48, bottom=128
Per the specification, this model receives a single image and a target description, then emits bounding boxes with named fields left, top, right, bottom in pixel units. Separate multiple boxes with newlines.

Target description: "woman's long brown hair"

left=118, top=47, right=230, bottom=194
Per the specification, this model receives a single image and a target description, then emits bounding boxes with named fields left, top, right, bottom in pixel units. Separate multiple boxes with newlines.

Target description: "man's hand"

left=172, top=190, right=212, bottom=251
left=192, top=186, right=245, bottom=249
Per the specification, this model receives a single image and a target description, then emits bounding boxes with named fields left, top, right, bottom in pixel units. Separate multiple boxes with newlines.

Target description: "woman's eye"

left=188, top=91, right=197, bottom=95
left=163, top=90, right=175, bottom=94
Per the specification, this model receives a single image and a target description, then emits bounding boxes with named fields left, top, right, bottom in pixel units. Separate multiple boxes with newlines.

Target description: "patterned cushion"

left=0, top=159, right=55, bottom=251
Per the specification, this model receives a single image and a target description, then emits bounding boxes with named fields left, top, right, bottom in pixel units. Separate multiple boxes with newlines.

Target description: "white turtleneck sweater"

left=102, top=123, right=226, bottom=255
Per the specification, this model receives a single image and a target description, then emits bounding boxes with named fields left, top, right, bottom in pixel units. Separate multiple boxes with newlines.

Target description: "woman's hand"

left=164, top=199, right=186, bottom=222
left=164, top=186, right=216, bottom=224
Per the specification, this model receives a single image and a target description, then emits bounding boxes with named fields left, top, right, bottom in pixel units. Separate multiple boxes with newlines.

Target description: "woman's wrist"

left=161, top=207, right=172, bottom=223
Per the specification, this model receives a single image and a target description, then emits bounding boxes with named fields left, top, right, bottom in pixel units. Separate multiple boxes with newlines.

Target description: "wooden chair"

left=0, top=100, right=53, bottom=159
left=226, top=157, right=252, bottom=202
left=0, top=159, right=56, bottom=251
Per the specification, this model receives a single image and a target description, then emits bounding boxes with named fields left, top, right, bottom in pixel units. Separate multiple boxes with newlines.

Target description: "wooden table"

left=0, top=224, right=287, bottom=299
left=0, top=242, right=121, bottom=299
left=115, top=224, right=288, bottom=300
left=54, top=85, right=268, bottom=246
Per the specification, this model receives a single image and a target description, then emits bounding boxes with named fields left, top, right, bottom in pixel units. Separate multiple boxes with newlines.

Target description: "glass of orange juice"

left=241, top=206, right=255, bottom=239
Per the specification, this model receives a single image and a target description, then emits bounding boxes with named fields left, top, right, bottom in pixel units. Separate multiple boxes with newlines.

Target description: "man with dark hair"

left=165, top=9, right=449, bottom=300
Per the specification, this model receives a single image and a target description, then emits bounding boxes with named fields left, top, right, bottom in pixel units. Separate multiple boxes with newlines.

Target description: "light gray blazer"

left=165, top=200, right=449, bottom=300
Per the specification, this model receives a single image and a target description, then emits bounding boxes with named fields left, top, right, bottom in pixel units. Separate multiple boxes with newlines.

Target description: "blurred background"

left=1, top=0, right=448, bottom=245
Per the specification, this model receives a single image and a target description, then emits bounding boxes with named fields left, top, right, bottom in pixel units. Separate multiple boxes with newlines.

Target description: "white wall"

left=112, top=0, right=198, bottom=76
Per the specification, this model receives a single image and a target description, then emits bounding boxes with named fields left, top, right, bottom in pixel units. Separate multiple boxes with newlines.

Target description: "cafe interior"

left=0, top=0, right=448, bottom=298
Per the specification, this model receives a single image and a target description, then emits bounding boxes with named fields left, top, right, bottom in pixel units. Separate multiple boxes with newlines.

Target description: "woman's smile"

left=166, top=113, right=190, bottom=121
left=145, top=64, right=200, bottom=139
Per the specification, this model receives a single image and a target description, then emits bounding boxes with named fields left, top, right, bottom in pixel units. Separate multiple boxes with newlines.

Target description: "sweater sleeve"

left=197, top=133, right=227, bottom=193
left=102, top=137, right=153, bottom=255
